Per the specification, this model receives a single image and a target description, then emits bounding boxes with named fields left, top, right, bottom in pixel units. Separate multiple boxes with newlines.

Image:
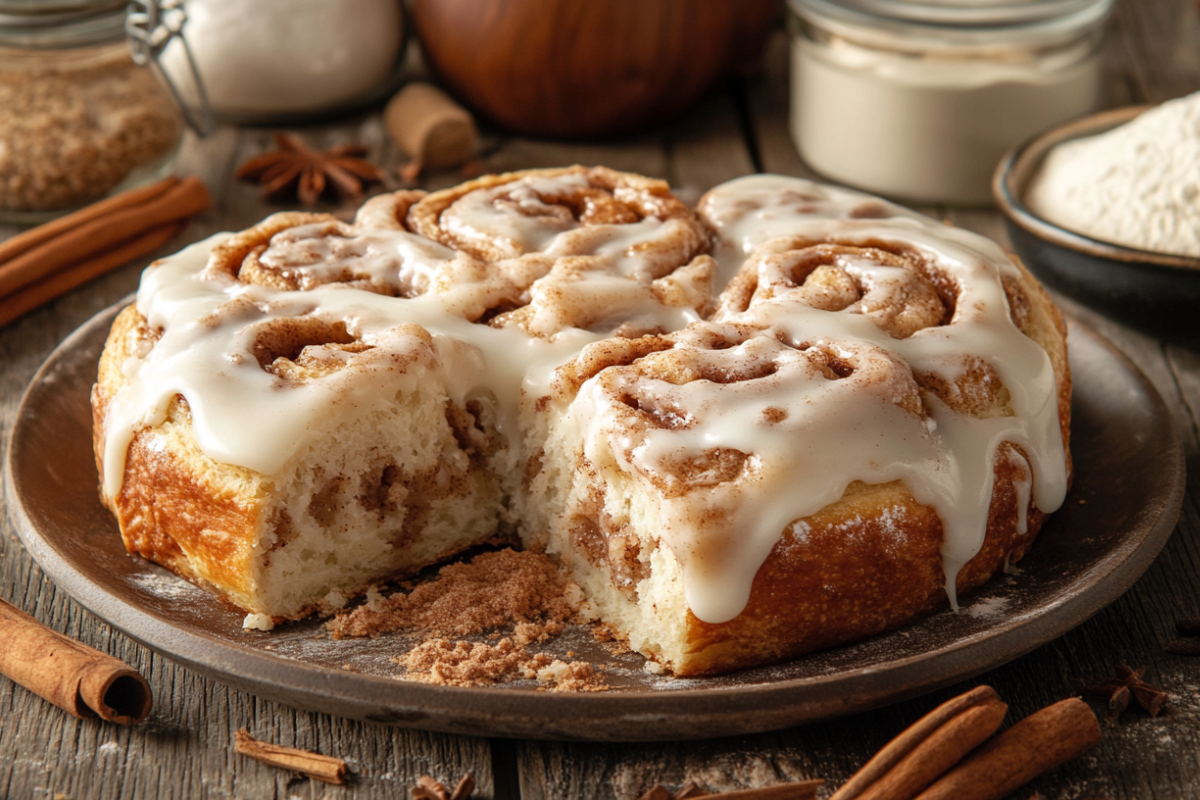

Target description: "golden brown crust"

left=95, top=304, right=264, bottom=603
left=674, top=447, right=1045, bottom=676
left=547, top=239, right=1072, bottom=677
left=94, top=301, right=511, bottom=618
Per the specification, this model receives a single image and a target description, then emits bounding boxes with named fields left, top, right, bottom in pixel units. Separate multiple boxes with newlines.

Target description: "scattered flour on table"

left=1026, top=91, right=1200, bottom=257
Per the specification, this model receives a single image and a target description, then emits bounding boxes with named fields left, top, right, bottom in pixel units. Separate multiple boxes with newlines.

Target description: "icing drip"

left=103, top=171, right=715, bottom=501
left=256, top=222, right=457, bottom=295
left=105, top=237, right=591, bottom=498
left=567, top=327, right=941, bottom=622
left=696, top=174, right=926, bottom=283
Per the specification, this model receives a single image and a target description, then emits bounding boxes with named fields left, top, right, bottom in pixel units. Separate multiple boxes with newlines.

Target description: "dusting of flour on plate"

left=966, top=596, right=1010, bottom=619
left=1026, top=91, right=1200, bottom=257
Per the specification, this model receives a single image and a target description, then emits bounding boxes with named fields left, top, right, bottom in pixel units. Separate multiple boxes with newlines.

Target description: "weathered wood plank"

left=4, top=1, right=1200, bottom=794
left=663, top=81, right=757, bottom=201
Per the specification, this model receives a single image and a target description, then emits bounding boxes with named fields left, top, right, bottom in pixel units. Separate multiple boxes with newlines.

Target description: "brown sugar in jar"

left=0, top=5, right=184, bottom=221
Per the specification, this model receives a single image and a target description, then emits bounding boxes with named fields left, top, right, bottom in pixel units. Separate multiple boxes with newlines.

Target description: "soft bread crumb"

left=243, top=613, right=274, bottom=631
left=318, top=588, right=349, bottom=615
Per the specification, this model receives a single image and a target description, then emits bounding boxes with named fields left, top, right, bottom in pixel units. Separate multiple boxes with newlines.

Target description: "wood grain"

left=4, top=1, right=1200, bottom=796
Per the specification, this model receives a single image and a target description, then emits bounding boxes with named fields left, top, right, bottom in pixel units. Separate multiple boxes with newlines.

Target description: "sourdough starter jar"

left=788, top=0, right=1114, bottom=204
left=0, top=0, right=188, bottom=221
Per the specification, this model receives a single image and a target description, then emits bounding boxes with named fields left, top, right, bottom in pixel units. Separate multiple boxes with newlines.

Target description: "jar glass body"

left=161, top=0, right=407, bottom=124
left=788, top=0, right=1113, bottom=205
left=0, top=37, right=184, bottom=222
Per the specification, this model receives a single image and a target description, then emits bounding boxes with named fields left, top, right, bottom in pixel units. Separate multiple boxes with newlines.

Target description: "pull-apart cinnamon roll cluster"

left=93, top=168, right=1069, bottom=675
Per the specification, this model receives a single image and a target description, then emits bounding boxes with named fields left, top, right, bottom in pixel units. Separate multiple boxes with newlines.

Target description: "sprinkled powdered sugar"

left=1026, top=91, right=1200, bottom=257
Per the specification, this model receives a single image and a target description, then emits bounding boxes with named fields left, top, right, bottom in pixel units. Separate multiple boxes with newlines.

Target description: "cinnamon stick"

left=831, top=686, right=1007, bottom=800
left=0, top=175, right=210, bottom=299
left=913, top=698, right=1101, bottom=800
left=0, top=220, right=185, bottom=328
left=0, top=176, right=181, bottom=265
left=0, top=598, right=152, bottom=724
left=234, top=728, right=348, bottom=785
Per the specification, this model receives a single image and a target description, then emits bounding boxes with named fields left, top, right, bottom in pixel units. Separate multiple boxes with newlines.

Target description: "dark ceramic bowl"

left=994, top=105, right=1200, bottom=347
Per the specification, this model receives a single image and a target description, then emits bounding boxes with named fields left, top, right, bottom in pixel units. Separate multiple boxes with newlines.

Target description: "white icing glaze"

left=257, top=221, right=457, bottom=295
left=696, top=173, right=926, bottom=283
left=101, top=172, right=1069, bottom=628
left=103, top=235, right=600, bottom=500
left=439, top=172, right=709, bottom=279
left=568, top=177, right=1068, bottom=622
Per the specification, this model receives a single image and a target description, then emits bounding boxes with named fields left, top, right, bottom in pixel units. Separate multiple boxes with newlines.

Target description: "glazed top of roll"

left=97, top=169, right=1069, bottom=625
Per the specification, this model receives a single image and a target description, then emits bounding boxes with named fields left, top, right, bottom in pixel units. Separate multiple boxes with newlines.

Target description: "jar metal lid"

left=790, top=0, right=1113, bottom=38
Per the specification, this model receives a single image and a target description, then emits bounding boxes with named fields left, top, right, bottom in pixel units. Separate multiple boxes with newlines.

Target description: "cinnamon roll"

left=405, top=166, right=716, bottom=337
left=93, top=170, right=1070, bottom=676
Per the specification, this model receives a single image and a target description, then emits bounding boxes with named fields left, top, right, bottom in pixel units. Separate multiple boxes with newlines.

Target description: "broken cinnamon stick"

left=638, top=780, right=823, bottom=800
left=913, top=697, right=1101, bottom=800
left=412, top=772, right=476, bottom=800
left=0, top=598, right=152, bottom=724
left=831, top=685, right=1007, bottom=800
left=234, top=728, right=348, bottom=785
left=0, top=175, right=210, bottom=299
left=0, top=220, right=186, bottom=328
left=707, top=782, right=823, bottom=799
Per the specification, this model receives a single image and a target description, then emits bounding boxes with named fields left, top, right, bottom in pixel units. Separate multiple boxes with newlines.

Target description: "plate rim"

left=4, top=301, right=1186, bottom=741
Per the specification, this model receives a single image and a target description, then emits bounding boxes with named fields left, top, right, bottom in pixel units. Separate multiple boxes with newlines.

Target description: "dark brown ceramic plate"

left=4, top=302, right=1185, bottom=741
left=994, top=105, right=1200, bottom=347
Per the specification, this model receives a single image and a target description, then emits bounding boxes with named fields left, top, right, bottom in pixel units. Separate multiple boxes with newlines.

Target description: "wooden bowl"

left=411, top=0, right=777, bottom=138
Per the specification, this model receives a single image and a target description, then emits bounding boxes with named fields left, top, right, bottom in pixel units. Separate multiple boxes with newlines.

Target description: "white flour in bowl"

left=1025, top=91, right=1200, bottom=257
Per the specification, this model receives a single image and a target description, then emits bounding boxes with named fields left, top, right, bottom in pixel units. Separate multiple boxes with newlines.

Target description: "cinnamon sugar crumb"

left=397, top=637, right=607, bottom=691
left=398, top=638, right=546, bottom=686
left=535, top=659, right=607, bottom=692
left=592, top=622, right=633, bottom=654
left=328, top=549, right=580, bottom=638
left=513, top=620, right=565, bottom=645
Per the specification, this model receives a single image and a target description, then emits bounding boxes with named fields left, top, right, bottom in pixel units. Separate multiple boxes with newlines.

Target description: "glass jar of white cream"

left=788, top=0, right=1114, bottom=204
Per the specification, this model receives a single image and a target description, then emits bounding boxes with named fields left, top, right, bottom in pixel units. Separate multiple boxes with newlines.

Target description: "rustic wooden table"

left=3, top=3, right=1200, bottom=798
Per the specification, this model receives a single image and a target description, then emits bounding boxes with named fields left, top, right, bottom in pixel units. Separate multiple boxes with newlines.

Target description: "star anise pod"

left=411, top=772, right=474, bottom=800
left=1078, top=662, right=1168, bottom=723
left=236, top=132, right=385, bottom=206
